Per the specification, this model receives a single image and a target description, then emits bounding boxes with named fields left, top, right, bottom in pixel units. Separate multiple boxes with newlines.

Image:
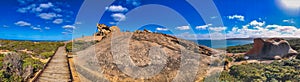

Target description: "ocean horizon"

left=192, top=40, right=254, bottom=48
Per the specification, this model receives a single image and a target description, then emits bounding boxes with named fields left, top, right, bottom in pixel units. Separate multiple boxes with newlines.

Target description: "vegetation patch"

left=218, top=59, right=300, bottom=82
left=0, top=40, right=63, bottom=81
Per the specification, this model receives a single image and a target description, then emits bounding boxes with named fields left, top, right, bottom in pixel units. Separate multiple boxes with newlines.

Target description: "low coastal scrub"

left=218, top=59, right=300, bottom=82
left=0, top=40, right=63, bottom=81
left=0, top=40, right=64, bottom=59
left=226, top=44, right=253, bottom=53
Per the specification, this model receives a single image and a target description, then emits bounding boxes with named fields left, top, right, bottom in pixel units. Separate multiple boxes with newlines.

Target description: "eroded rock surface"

left=75, top=31, right=218, bottom=82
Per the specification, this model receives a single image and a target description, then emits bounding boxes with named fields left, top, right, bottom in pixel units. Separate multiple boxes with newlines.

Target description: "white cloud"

left=111, top=13, right=126, bottom=21
left=45, top=27, right=50, bottom=30
left=196, top=24, right=212, bottom=30
left=17, top=2, right=55, bottom=13
left=17, top=4, right=37, bottom=13
left=209, top=27, right=227, bottom=32
left=31, top=26, right=42, bottom=30
left=228, top=15, right=245, bottom=21
left=38, top=13, right=58, bottom=20
left=56, top=14, right=63, bottom=17
left=63, top=25, right=76, bottom=29
left=249, top=20, right=265, bottom=27
left=39, top=2, right=54, bottom=9
left=208, top=27, right=227, bottom=32
left=53, top=19, right=63, bottom=24
left=53, top=8, right=62, bottom=12
left=15, top=21, right=31, bottom=27
left=227, top=24, right=300, bottom=38
left=106, top=5, right=128, bottom=12
left=283, top=19, right=295, bottom=24
left=176, top=26, right=190, bottom=30
left=156, top=27, right=168, bottom=31
left=266, top=25, right=297, bottom=33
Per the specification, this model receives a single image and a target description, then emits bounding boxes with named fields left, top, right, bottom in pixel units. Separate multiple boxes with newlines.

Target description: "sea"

left=192, top=40, right=254, bottom=48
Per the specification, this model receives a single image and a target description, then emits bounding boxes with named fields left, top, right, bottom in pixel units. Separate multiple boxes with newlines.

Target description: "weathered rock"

left=95, top=24, right=111, bottom=36
left=95, top=24, right=121, bottom=36
left=92, top=31, right=216, bottom=81
left=246, top=38, right=298, bottom=59
left=109, top=26, right=120, bottom=32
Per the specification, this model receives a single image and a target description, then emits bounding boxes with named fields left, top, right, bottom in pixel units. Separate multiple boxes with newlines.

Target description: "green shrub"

left=220, top=59, right=300, bottom=81
left=22, top=58, right=43, bottom=70
left=40, top=51, right=54, bottom=59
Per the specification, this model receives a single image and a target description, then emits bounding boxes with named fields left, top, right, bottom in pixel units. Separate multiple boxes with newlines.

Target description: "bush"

left=220, top=59, right=300, bottom=81
left=226, top=44, right=253, bottom=53
left=40, top=51, right=54, bottom=59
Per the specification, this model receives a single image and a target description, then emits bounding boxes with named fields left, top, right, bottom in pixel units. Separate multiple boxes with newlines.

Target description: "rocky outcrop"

left=95, top=24, right=120, bottom=36
left=246, top=38, right=298, bottom=59
left=75, top=30, right=219, bottom=81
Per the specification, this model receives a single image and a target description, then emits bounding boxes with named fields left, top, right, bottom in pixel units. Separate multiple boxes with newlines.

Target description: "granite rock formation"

left=75, top=30, right=219, bottom=81
left=246, top=38, right=298, bottom=59
left=95, top=24, right=120, bottom=36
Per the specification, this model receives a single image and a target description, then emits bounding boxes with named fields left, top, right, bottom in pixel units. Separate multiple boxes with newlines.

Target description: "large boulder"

left=75, top=31, right=219, bottom=82
left=246, top=38, right=298, bottom=59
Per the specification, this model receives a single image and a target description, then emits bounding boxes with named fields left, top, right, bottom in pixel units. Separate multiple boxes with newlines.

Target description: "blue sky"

left=0, top=0, right=299, bottom=40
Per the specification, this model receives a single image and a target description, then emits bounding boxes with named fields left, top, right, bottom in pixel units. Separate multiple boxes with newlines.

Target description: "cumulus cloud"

left=249, top=20, right=265, bottom=27
left=53, top=19, right=63, bottom=24
left=196, top=24, right=212, bottom=30
left=156, top=27, right=168, bottom=31
left=106, top=5, right=128, bottom=12
left=15, top=21, right=31, bottom=26
left=227, top=24, right=300, bottom=38
left=228, top=15, right=245, bottom=21
left=63, top=25, right=76, bottom=29
left=17, top=2, right=55, bottom=13
left=38, top=13, right=58, bottom=20
left=111, top=13, right=126, bottom=21
left=209, top=27, right=227, bottom=32
left=39, top=2, right=54, bottom=9
left=176, top=26, right=190, bottom=30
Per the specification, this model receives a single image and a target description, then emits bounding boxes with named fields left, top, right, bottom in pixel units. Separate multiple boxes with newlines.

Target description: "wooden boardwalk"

left=36, top=46, right=71, bottom=82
